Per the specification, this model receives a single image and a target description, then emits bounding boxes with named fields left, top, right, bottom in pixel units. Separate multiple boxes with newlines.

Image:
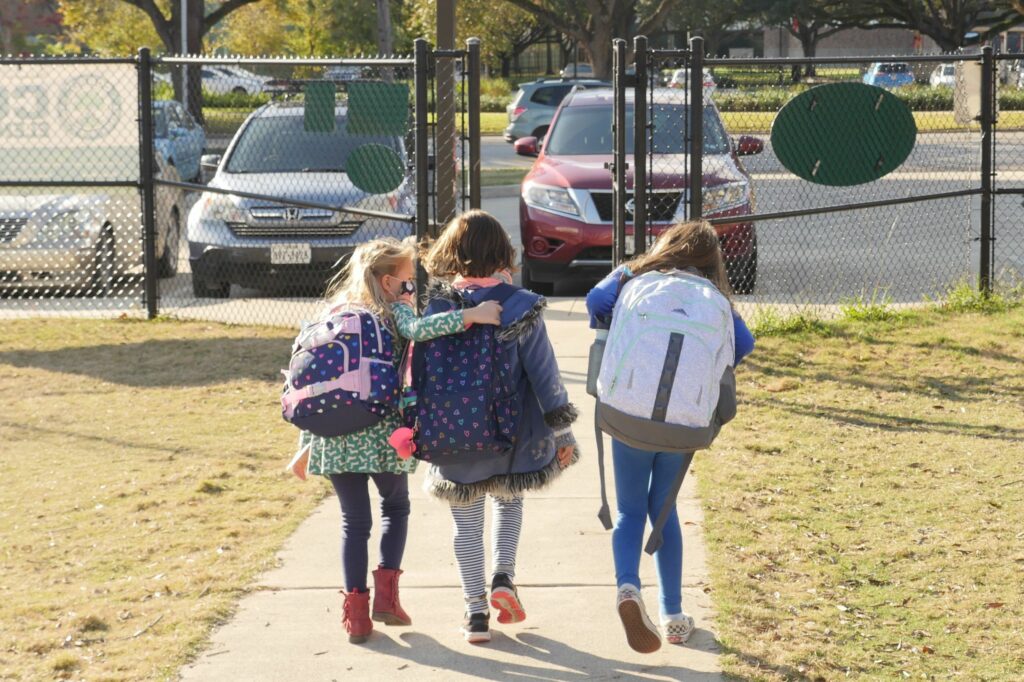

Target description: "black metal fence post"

left=633, top=35, right=648, bottom=256
left=979, top=45, right=994, bottom=295
left=688, top=37, right=704, bottom=221
left=467, top=38, right=482, bottom=209
left=414, top=39, right=430, bottom=301
left=612, top=39, right=628, bottom=267
left=138, top=47, right=158, bottom=319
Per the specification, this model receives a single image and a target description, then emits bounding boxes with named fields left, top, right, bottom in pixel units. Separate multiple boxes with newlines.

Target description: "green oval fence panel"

left=347, top=143, right=405, bottom=194
left=771, top=83, right=917, bottom=186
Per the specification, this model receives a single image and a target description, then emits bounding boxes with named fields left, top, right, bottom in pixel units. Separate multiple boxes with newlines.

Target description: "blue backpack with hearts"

left=411, top=284, right=520, bottom=464
left=281, top=306, right=401, bottom=437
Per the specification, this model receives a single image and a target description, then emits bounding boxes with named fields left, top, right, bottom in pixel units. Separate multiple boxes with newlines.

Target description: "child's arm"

left=518, top=314, right=578, bottom=441
left=391, top=300, right=500, bottom=342
left=585, top=265, right=631, bottom=329
left=733, top=310, right=755, bottom=365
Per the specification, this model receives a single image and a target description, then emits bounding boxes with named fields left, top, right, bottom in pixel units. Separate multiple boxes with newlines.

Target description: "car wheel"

left=87, top=227, right=116, bottom=297
left=728, top=246, right=758, bottom=295
left=521, top=260, right=554, bottom=296
left=191, top=274, right=230, bottom=299
left=157, top=208, right=181, bottom=278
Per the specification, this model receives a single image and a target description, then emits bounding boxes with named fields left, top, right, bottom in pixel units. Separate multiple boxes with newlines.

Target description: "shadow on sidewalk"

left=362, top=630, right=721, bottom=681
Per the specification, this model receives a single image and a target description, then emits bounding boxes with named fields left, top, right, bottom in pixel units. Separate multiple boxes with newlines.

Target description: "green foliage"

left=839, top=291, right=910, bottom=322
left=56, top=0, right=167, bottom=54
left=938, top=281, right=1022, bottom=314
left=749, top=307, right=831, bottom=337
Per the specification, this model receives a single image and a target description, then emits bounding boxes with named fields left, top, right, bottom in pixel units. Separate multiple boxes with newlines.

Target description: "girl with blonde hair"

left=289, top=237, right=502, bottom=644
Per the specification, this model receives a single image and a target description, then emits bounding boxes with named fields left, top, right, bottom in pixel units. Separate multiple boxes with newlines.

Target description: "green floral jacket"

left=298, top=302, right=465, bottom=476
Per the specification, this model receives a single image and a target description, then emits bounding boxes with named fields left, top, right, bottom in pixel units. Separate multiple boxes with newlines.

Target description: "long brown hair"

left=323, top=237, right=414, bottom=324
left=625, top=220, right=731, bottom=298
left=422, top=209, right=517, bottom=278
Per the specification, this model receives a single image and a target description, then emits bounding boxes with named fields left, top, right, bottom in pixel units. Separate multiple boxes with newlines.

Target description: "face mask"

left=399, top=279, right=416, bottom=296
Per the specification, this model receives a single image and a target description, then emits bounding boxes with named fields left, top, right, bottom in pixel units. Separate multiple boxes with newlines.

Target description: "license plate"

left=270, top=243, right=311, bottom=265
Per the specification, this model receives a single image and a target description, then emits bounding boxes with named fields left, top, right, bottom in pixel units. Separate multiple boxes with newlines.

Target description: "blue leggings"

left=611, top=440, right=694, bottom=616
left=329, top=473, right=410, bottom=592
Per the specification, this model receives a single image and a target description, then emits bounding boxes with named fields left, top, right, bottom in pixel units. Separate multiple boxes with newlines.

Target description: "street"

left=2, top=132, right=1022, bottom=324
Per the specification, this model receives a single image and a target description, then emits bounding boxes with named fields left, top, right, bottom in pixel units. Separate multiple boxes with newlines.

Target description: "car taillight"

left=511, top=106, right=527, bottom=121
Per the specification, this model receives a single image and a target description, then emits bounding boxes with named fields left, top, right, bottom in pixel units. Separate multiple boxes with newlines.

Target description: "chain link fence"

left=0, top=41, right=479, bottom=327
left=615, top=38, right=1022, bottom=314
left=994, top=54, right=1024, bottom=292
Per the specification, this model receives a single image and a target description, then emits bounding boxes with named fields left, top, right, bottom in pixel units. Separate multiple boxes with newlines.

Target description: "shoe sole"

left=665, top=631, right=693, bottom=645
left=490, top=589, right=526, bottom=625
left=618, top=600, right=661, bottom=654
left=348, top=633, right=370, bottom=644
left=462, top=629, right=491, bottom=644
left=372, top=611, right=411, bottom=626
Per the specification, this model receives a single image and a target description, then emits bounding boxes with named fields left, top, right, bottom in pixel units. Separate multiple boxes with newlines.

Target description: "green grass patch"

left=839, top=291, right=911, bottom=323
left=700, top=305, right=1024, bottom=680
left=479, top=167, right=528, bottom=187
left=0, top=319, right=326, bottom=681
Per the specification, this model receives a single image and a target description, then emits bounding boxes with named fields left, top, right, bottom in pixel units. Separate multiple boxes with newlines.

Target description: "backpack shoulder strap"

left=643, top=453, right=693, bottom=555
left=482, top=282, right=519, bottom=305
left=595, top=402, right=614, bottom=531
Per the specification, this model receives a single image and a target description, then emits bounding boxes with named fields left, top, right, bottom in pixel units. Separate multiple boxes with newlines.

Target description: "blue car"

left=863, top=62, right=915, bottom=89
left=153, top=100, right=206, bottom=182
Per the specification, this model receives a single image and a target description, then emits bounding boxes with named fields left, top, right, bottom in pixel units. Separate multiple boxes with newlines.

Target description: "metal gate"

left=617, top=37, right=1020, bottom=310
left=0, top=40, right=480, bottom=326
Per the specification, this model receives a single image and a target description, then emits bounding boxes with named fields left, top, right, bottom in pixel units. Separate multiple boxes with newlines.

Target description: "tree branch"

left=202, top=0, right=262, bottom=35
left=122, top=0, right=173, bottom=49
left=502, top=0, right=589, bottom=42
left=636, top=0, right=675, bottom=37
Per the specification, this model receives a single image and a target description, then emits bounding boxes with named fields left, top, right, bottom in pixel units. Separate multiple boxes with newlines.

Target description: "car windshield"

left=943, top=65, right=955, bottom=75
left=225, top=114, right=403, bottom=173
left=544, top=104, right=729, bottom=156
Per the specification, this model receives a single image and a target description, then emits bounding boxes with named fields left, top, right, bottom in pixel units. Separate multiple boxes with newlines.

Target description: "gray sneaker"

left=616, top=584, right=661, bottom=653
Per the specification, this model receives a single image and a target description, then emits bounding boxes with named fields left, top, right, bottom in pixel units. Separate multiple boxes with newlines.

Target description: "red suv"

left=515, top=87, right=762, bottom=295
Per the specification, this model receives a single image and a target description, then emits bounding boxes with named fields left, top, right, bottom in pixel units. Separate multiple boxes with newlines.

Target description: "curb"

left=481, top=184, right=520, bottom=199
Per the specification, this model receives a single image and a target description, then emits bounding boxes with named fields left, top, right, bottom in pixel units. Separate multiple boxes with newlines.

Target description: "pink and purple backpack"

left=281, top=307, right=401, bottom=437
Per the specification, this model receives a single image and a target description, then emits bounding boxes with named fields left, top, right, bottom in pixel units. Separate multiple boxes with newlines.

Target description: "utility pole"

left=435, top=0, right=458, bottom=230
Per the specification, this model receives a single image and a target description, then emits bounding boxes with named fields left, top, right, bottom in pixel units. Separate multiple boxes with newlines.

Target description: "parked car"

left=505, top=78, right=609, bottom=142
left=0, top=151, right=187, bottom=292
left=324, top=65, right=365, bottom=83
left=201, top=66, right=265, bottom=95
left=863, top=62, right=915, bottom=88
left=514, top=87, right=762, bottom=295
left=153, top=100, right=206, bottom=183
left=667, top=68, right=717, bottom=94
left=929, top=63, right=956, bottom=87
left=560, top=62, right=594, bottom=78
left=211, top=65, right=272, bottom=86
left=187, top=101, right=414, bottom=297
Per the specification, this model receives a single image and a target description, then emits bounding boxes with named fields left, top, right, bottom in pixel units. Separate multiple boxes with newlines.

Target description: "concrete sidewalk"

left=178, top=300, right=724, bottom=682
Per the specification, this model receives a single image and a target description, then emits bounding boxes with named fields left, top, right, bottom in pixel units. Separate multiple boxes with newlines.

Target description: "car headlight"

left=523, top=182, right=580, bottom=217
left=701, top=182, right=749, bottom=215
left=197, top=193, right=246, bottom=223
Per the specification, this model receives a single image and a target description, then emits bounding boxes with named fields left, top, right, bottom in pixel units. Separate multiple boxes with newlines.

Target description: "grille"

left=590, top=191, right=683, bottom=223
left=226, top=221, right=362, bottom=238
left=0, top=217, right=29, bottom=243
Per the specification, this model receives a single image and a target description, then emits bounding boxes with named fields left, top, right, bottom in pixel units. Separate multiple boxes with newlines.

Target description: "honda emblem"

left=285, top=207, right=301, bottom=221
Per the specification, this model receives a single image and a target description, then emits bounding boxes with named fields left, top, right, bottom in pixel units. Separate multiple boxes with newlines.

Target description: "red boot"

left=372, top=566, right=412, bottom=626
left=342, top=589, right=373, bottom=643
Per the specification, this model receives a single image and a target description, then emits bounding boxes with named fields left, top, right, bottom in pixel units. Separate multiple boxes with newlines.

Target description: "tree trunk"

left=800, top=31, right=817, bottom=79
left=375, top=0, right=393, bottom=55
left=501, top=56, right=511, bottom=78
left=587, top=23, right=615, bottom=81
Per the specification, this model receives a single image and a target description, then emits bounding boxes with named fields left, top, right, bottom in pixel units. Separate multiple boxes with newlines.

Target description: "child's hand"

left=463, top=300, right=503, bottom=327
left=287, top=444, right=311, bottom=481
left=556, top=445, right=574, bottom=469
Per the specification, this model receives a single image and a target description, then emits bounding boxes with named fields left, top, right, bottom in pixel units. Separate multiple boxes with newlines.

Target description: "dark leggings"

left=329, top=473, right=410, bottom=592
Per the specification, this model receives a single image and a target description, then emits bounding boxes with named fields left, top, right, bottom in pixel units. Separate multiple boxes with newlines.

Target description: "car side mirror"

left=514, top=136, right=539, bottom=157
left=200, top=154, right=221, bottom=183
left=734, top=135, right=764, bottom=156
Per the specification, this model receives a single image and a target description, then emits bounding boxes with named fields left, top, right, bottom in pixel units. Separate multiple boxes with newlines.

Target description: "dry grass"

left=699, top=305, right=1024, bottom=680
left=0, top=318, right=327, bottom=681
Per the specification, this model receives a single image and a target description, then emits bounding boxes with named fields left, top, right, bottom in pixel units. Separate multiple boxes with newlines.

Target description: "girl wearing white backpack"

left=585, top=221, right=755, bottom=653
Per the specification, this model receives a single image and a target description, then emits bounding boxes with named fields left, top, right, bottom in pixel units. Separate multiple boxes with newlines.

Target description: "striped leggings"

left=450, top=495, right=524, bottom=615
